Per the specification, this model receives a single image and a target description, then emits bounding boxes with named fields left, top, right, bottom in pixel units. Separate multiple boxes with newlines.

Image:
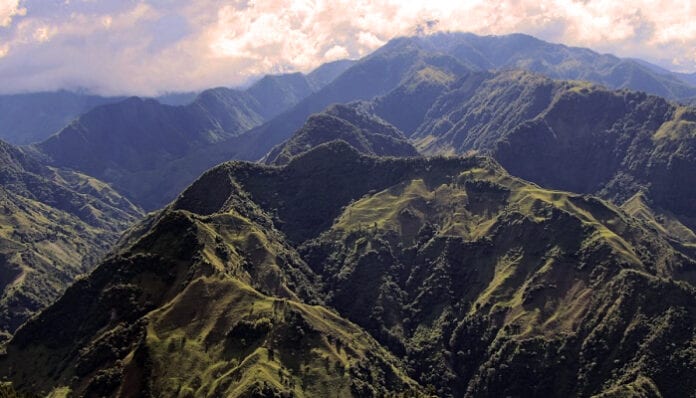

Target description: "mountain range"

left=263, top=102, right=418, bottom=165
left=26, top=33, right=696, bottom=213
left=1, top=31, right=696, bottom=397
left=33, top=62, right=354, bottom=211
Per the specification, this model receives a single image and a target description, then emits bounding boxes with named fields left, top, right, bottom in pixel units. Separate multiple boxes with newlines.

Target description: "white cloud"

left=1, top=0, right=696, bottom=95
left=0, top=0, right=25, bottom=27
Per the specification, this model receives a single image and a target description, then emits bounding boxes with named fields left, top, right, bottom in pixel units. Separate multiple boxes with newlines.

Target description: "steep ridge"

left=379, top=70, right=696, bottom=246
left=621, top=192, right=696, bottom=257
left=412, top=70, right=556, bottom=151
left=305, top=59, right=357, bottom=90
left=263, top=102, right=418, bottom=165
left=0, top=150, right=424, bottom=397
left=244, top=73, right=314, bottom=120
left=187, top=142, right=696, bottom=396
left=0, top=139, right=143, bottom=344
left=372, top=64, right=460, bottom=136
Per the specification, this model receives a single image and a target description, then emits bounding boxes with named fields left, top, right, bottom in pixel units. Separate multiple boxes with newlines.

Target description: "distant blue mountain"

left=0, top=91, right=123, bottom=145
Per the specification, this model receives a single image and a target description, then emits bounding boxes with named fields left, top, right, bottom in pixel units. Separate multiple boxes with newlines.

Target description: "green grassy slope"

left=299, top=155, right=696, bottom=397
left=196, top=143, right=696, bottom=397
left=0, top=157, right=424, bottom=396
left=0, top=139, right=143, bottom=345
left=395, top=70, right=696, bottom=251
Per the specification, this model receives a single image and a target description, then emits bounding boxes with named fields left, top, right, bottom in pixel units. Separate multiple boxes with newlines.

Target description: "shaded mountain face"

left=35, top=72, right=321, bottom=211
left=0, top=139, right=143, bottom=344
left=4, top=142, right=695, bottom=397
left=264, top=102, right=418, bottom=165
left=372, top=64, right=460, bottom=136
left=0, top=91, right=197, bottom=146
left=244, top=73, right=314, bottom=120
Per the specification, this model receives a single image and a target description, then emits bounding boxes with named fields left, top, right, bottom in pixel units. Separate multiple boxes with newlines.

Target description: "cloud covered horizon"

left=1, top=0, right=695, bottom=96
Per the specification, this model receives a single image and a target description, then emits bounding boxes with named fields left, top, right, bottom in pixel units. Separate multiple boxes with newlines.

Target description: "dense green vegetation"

left=0, top=139, right=143, bottom=345
left=294, top=145, right=696, bottom=397
left=4, top=142, right=695, bottom=397
left=377, top=70, right=696, bottom=248
left=0, top=149, right=425, bottom=396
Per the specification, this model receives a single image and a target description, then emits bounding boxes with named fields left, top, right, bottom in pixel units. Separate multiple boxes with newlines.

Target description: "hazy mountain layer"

left=0, top=91, right=123, bottom=145
left=35, top=71, right=321, bottom=210
left=264, top=102, right=418, bottom=165
left=30, top=32, right=696, bottom=214
left=0, top=91, right=199, bottom=146
left=34, top=41, right=466, bottom=212
left=413, top=32, right=696, bottom=100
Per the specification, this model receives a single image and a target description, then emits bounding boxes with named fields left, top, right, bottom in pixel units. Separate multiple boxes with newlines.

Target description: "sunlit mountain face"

left=1, top=2, right=696, bottom=397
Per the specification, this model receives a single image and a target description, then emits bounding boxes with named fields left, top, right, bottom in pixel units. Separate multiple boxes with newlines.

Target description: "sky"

left=1, top=0, right=695, bottom=96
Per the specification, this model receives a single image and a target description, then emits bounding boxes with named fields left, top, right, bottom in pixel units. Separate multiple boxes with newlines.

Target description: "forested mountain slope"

left=3, top=142, right=695, bottom=397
